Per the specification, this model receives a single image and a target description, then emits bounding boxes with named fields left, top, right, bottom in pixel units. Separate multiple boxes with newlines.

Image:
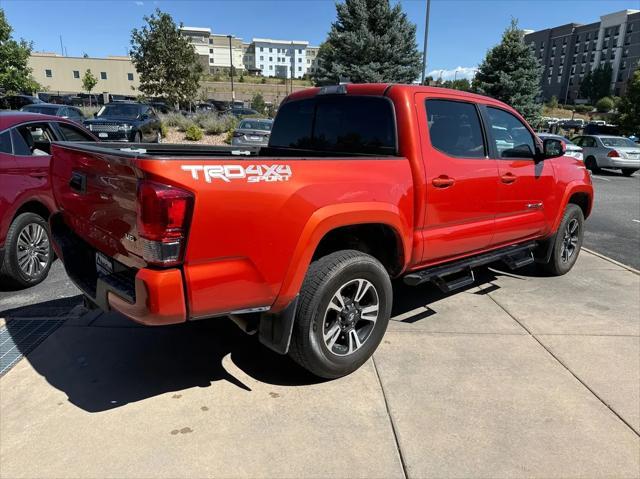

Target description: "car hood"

left=84, top=117, right=138, bottom=124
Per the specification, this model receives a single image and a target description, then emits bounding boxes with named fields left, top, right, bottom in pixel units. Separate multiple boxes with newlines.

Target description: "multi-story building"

left=524, top=9, right=640, bottom=103
left=247, top=38, right=309, bottom=79
left=180, top=26, right=245, bottom=75
left=28, top=52, right=140, bottom=96
left=306, top=46, right=321, bottom=76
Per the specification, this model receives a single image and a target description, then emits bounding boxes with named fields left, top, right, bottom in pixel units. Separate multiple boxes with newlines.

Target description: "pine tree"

left=314, top=0, right=422, bottom=85
left=472, top=19, right=542, bottom=124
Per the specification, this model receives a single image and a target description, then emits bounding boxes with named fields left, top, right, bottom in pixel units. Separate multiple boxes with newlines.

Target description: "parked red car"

left=0, top=112, right=97, bottom=287
left=50, top=84, right=594, bottom=378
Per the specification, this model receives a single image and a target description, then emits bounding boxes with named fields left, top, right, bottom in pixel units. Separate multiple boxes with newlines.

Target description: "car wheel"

left=133, top=131, right=142, bottom=143
left=621, top=168, right=638, bottom=177
left=0, top=213, right=53, bottom=288
left=540, top=204, right=584, bottom=276
left=288, top=250, right=392, bottom=379
left=585, top=156, right=600, bottom=173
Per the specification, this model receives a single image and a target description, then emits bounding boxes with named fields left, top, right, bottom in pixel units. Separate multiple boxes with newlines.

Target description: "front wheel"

left=585, top=156, right=600, bottom=173
left=288, top=250, right=392, bottom=379
left=621, top=168, right=638, bottom=177
left=540, top=204, right=584, bottom=276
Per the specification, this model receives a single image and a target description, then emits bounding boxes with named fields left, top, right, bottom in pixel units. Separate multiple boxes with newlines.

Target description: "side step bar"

left=404, top=242, right=536, bottom=291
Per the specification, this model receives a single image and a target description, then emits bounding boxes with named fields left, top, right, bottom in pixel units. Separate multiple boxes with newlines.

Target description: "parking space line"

left=633, top=219, right=640, bottom=224
left=591, top=176, right=611, bottom=181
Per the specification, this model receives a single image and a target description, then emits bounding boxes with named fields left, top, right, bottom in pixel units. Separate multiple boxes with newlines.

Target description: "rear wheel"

left=585, top=156, right=600, bottom=173
left=540, top=204, right=584, bottom=276
left=0, top=213, right=53, bottom=288
left=621, top=168, right=638, bottom=177
left=288, top=250, right=392, bottom=379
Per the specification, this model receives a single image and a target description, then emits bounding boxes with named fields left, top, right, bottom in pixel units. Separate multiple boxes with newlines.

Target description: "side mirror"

left=93, top=112, right=97, bottom=118
left=542, top=138, right=566, bottom=159
left=140, top=114, right=149, bottom=121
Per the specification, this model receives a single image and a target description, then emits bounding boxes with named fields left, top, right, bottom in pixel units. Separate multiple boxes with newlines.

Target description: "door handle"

left=432, top=176, right=455, bottom=188
left=501, top=173, right=517, bottom=184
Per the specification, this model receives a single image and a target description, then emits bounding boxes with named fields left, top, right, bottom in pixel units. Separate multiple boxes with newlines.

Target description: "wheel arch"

left=271, top=202, right=412, bottom=312
left=551, top=182, right=594, bottom=233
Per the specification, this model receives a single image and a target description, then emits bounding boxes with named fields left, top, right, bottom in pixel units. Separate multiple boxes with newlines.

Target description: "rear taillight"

left=137, top=180, right=193, bottom=266
left=607, top=150, right=620, bottom=158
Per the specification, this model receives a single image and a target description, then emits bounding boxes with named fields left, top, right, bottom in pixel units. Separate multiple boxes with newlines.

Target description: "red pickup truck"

left=49, top=84, right=593, bottom=378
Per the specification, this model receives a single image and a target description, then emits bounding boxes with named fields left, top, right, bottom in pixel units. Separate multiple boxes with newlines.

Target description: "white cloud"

left=427, top=66, right=478, bottom=81
left=134, top=1, right=144, bottom=5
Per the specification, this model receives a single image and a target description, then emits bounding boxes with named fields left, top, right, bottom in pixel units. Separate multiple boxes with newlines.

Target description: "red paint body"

left=0, top=112, right=97, bottom=251
left=49, top=85, right=593, bottom=325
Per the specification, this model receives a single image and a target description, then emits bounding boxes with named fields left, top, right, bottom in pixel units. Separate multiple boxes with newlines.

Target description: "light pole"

left=227, top=35, right=235, bottom=102
left=421, top=0, right=432, bottom=84
left=290, top=41, right=294, bottom=96
left=454, top=70, right=459, bottom=82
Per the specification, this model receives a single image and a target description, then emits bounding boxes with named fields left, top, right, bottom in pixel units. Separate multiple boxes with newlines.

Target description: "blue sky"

left=2, top=0, right=637, bottom=79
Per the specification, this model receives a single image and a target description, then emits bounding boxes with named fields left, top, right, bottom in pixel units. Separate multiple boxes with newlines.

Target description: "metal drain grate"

left=0, top=319, right=66, bottom=376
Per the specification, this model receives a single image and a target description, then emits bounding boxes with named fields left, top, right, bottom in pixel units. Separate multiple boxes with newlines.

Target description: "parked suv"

left=0, top=112, right=97, bottom=287
left=572, top=135, right=640, bottom=176
left=50, top=84, right=593, bottom=378
left=83, top=102, right=161, bottom=142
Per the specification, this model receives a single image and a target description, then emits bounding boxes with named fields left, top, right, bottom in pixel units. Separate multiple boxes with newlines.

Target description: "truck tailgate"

left=50, top=143, right=145, bottom=269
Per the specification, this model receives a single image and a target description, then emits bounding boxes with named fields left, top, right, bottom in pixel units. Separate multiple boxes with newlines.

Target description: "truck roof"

left=286, top=83, right=510, bottom=109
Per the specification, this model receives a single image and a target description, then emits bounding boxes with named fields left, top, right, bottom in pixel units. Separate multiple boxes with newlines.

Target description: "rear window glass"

left=22, top=105, right=60, bottom=115
left=269, top=96, right=397, bottom=155
left=600, top=137, right=636, bottom=148
left=425, top=100, right=485, bottom=158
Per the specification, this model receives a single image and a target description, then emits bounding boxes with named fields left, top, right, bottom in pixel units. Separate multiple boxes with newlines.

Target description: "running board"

left=403, top=242, right=537, bottom=290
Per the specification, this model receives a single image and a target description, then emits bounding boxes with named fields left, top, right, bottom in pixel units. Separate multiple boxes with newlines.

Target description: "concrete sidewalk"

left=1, top=250, right=639, bottom=478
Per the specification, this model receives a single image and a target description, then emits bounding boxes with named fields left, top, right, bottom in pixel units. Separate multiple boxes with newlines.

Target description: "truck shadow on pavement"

left=2, top=262, right=540, bottom=413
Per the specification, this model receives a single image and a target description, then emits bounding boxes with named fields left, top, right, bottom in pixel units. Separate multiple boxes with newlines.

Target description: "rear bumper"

left=609, top=158, right=640, bottom=169
left=50, top=214, right=187, bottom=325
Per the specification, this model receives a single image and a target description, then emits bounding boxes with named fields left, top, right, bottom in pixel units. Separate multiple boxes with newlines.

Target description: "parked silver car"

left=538, top=133, right=583, bottom=161
left=231, top=119, right=273, bottom=147
left=571, top=135, right=640, bottom=176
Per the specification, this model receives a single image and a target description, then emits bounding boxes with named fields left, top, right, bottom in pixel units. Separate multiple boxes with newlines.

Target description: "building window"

left=100, top=72, right=107, bottom=80
left=209, top=38, right=213, bottom=44
left=298, top=66, right=302, bottom=71
left=269, top=57, right=272, bottom=61
left=260, top=55, right=264, bottom=60
left=260, top=47, right=263, bottom=52
left=73, top=70, right=79, bottom=79
left=298, top=57, right=302, bottom=62
left=307, top=59, right=310, bottom=64
left=209, top=48, right=213, bottom=53
left=45, top=69, right=52, bottom=78
left=269, top=65, right=273, bottom=70
left=127, top=73, right=134, bottom=81
left=269, top=48, right=272, bottom=52
left=209, top=58, right=214, bottom=64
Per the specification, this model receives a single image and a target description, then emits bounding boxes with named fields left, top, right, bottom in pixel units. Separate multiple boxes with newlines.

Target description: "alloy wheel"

left=16, top=223, right=50, bottom=278
left=560, top=218, right=579, bottom=263
left=323, top=278, right=379, bottom=356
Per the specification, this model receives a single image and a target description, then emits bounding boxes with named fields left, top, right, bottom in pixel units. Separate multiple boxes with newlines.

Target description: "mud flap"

left=258, top=296, right=299, bottom=355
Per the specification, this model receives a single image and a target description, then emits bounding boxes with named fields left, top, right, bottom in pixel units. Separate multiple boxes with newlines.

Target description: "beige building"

left=28, top=53, right=140, bottom=96
left=180, top=26, right=245, bottom=75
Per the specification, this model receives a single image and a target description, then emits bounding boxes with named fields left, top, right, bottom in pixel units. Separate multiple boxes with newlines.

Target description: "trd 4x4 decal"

left=181, top=164, right=292, bottom=183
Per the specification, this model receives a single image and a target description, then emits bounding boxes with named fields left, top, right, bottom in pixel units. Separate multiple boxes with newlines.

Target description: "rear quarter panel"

left=137, top=157, right=414, bottom=316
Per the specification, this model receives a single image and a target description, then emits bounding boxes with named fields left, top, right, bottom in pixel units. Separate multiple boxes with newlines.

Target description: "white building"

left=180, top=26, right=245, bottom=75
left=248, top=38, right=309, bottom=78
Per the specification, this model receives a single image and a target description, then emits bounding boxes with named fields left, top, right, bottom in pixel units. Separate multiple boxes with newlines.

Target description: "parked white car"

left=572, top=135, right=640, bottom=176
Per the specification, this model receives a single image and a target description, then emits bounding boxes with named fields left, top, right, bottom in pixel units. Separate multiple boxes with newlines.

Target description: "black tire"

left=288, top=250, right=392, bottom=379
left=585, top=156, right=600, bottom=173
left=0, top=213, right=53, bottom=288
left=540, top=204, right=584, bottom=276
left=621, top=168, right=638, bottom=177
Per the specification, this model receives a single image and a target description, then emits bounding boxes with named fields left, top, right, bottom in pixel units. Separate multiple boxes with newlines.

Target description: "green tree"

left=441, top=78, right=471, bottom=91
left=615, top=64, right=640, bottom=135
left=314, top=0, right=422, bottom=85
left=547, top=95, right=559, bottom=109
left=579, top=64, right=613, bottom=103
left=130, top=9, right=202, bottom=108
left=595, top=96, right=614, bottom=113
left=0, top=8, right=41, bottom=94
left=472, top=19, right=542, bottom=124
left=81, top=69, right=98, bottom=106
left=251, top=92, right=266, bottom=114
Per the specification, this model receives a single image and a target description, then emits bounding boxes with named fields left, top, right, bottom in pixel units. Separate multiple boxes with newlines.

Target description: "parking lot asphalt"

left=585, top=169, right=640, bottom=270
left=1, top=250, right=638, bottom=479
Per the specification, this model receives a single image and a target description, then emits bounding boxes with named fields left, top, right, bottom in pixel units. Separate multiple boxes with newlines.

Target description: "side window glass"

left=15, top=124, right=55, bottom=155
left=57, top=123, right=94, bottom=141
left=0, top=130, right=12, bottom=154
left=425, top=99, right=486, bottom=158
left=586, top=137, right=596, bottom=147
left=487, top=107, right=535, bottom=159
left=11, top=128, right=32, bottom=156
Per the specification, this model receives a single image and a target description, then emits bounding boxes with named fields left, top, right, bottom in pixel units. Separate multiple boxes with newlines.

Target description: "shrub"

left=160, top=112, right=185, bottom=128
left=160, top=122, right=168, bottom=138
left=574, top=104, right=593, bottom=114
left=546, top=96, right=559, bottom=109
left=184, top=125, right=203, bottom=141
left=224, top=129, right=234, bottom=144
left=260, top=77, right=267, bottom=84
left=595, top=96, right=615, bottom=113
left=176, top=116, right=195, bottom=132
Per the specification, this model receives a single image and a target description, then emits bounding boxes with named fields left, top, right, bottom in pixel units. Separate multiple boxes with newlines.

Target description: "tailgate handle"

left=69, top=171, right=87, bottom=194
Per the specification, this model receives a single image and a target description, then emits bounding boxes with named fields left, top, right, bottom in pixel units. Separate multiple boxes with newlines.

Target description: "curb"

left=583, top=247, right=640, bottom=275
